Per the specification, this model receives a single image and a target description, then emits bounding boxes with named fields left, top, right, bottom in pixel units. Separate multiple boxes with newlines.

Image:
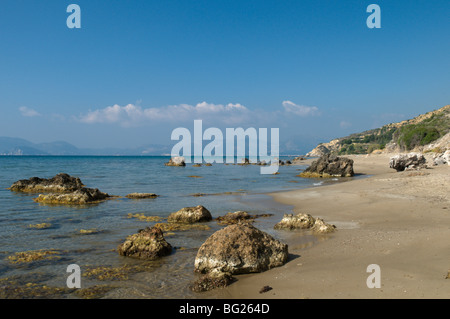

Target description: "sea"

left=0, top=156, right=343, bottom=299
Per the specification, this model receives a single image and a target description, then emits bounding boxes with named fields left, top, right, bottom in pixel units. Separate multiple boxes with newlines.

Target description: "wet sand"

left=216, top=154, right=450, bottom=299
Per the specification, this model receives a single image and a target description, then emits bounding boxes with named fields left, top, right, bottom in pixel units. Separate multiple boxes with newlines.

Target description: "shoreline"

left=214, top=153, right=450, bottom=299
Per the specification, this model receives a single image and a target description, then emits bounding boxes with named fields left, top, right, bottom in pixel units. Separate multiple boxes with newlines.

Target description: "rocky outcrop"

left=167, top=205, right=212, bottom=223
left=299, top=154, right=354, bottom=178
left=125, top=193, right=159, bottom=199
left=194, top=223, right=288, bottom=275
left=432, top=150, right=450, bottom=166
left=306, top=143, right=333, bottom=157
left=165, top=156, right=186, bottom=166
left=9, top=173, right=84, bottom=193
left=33, top=187, right=110, bottom=205
left=389, top=153, right=427, bottom=171
left=117, top=226, right=172, bottom=260
left=274, top=213, right=336, bottom=234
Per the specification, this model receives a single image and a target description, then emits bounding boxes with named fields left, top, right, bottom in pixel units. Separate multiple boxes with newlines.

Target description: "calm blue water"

left=0, top=156, right=339, bottom=298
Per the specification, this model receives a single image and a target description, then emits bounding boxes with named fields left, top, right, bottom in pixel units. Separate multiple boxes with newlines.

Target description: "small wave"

left=313, top=182, right=323, bottom=186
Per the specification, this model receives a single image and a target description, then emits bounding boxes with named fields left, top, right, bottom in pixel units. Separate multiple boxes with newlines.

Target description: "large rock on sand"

left=9, top=173, right=84, bottom=193
left=299, top=154, right=354, bottom=178
left=389, top=153, right=427, bottom=171
left=168, top=205, right=212, bottom=223
left=194, top=223, right=288, bottom=275
left=117, top=226, right=172, bottom=260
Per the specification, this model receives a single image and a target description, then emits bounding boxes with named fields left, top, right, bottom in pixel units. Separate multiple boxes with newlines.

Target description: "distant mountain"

left=306, top=104, right=450, bottom=156
left=0, top=137, right=172, bottom=156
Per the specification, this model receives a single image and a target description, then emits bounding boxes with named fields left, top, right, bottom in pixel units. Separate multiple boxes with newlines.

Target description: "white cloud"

left=19, top=106, right=41, bottom=117
left=77, top=100, right=320, bottom=128
left=78, top=102, right=249, bottom=126
left=282, top=100, right=320, bottom=117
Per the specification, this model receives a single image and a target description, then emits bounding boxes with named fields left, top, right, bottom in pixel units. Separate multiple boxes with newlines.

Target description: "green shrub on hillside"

left=397, top=125, right=441, bottom=150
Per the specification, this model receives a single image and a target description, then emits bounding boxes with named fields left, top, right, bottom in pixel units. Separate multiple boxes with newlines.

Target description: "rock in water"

left=9, top=173, right=84, bottom=193
left=389, top=153, right=427, bottom=171
left=117, top=226, right=172, bottom=260
left=216, top=211, right=254, bottom=225
left=125, top=193, right=159, bottom=199
left=299, top=154, right=354, bottom=178
left=194, top=223, right=288, bottom=275
left=189, top=269, right=234, bottom=292
left=33, top=187, right=110, bottom=205
left=164, top=156, right=186, bottom=166
left=168, top=205, right=212, bottom=223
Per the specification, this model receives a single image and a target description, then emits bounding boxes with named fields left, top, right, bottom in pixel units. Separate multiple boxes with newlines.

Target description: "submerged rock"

left=125, top=193, right=159, bottom=199
left=389, top=153, right=427, bottom=172
left=167, top=205, right=212, bottom=223
left=165, top=156, right=186, bottom=166
left=215, top=211, right=273, bottom=225
left=33, top=187, right=110, bottom=205
left=7, top=250, right=64, bottom=264
left=117, top=226, right=172, bottom=260
left=9, top=173, right=84, bottom=193
left=189, top=270, right=234, bottom=293
left=153, top=222, right=211, bottom=232
left=299, top=154, right=354, bottom=178
left=216, top=211, right=254, bottom=225
left=274, top=213, right=336, bottom=234
left=194, top=223, right=288, bottom=275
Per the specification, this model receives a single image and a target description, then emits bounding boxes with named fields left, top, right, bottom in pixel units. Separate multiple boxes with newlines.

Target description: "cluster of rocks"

left=164, top=156, right=303, bottom=167
left=10, top=174, right=164, bottom=205
left=116, top=204, right=336, bottom=292
left=389, top=153, right=427, bottom=172
left=10, top=173, right=111, bottom=205
left=299, top=154, right=354, bottom=178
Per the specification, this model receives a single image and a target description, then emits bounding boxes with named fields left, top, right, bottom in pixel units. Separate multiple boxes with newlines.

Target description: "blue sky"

left=0, top=0, right=449, bottom=153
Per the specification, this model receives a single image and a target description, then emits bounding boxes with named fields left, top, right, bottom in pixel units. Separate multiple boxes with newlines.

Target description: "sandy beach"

left=216, top=154, right=450, bottom=299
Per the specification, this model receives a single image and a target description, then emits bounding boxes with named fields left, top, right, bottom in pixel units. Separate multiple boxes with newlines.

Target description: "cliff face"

left=306, top=105, right=450, bottom=157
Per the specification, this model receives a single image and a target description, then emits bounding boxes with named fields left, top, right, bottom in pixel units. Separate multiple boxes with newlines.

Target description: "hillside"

left=306, top=104, right=450, bottom=157
left=0, top=137, right=171, bottom=156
